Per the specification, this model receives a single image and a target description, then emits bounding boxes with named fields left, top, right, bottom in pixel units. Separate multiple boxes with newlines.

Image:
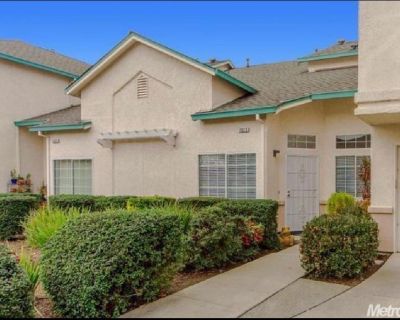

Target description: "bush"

left=0, top=193, right=43, bottom=202
left=177, top=197, right=226, bottom=209
left=215, top=199, right=279, bottom=249
left=23, top=206, right=85, bottom=248
left=0, top=196, right=40, bottom=240
left=49, top=195, right=132, bottom=211
left=300, top=212, right=379, bottom=279
left=127, top=196, right=176, bottom=210
left=41, top=209, right=187, bottom=318
left=186, top=207, right=242, bottom=270
left=0, top=245, right=34, bottom=318
left=326, top=192, right=356, bottom=215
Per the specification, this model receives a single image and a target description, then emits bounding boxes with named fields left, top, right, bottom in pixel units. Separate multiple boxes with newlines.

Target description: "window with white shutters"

left=199, top=153, right=256, bottom=199
left=336, top=155, right=370, bottom=198
left=137, top=75, right=149, bottom=99
left=54, top=159, right=92, bottom=195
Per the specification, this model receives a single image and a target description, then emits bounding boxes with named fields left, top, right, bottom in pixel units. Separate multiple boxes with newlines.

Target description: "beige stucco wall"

left=356, top=1, right=400, bottom=251
left=47, top=43, right=262, bottom=197
left=308, top=56, right=357, bottom=72
left=0, top=59, right=79, bottom=193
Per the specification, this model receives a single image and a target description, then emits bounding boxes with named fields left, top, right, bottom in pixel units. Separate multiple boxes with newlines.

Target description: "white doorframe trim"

left=285, top=154, right=320, bottom=231
left=394, top=146, right=399, bottom=252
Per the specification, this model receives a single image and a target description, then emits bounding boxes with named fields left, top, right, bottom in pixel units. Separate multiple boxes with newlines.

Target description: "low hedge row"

left=127, top=196, right=176, bottom=210
left=0, top=245, right=34, bottom=318
left=0, top=193, right=42, bottom=201
left=41, top=209, right=187, bottom=318
left=0, top=196, right=40, bottom=240
left=176, top=197, right=226, bottom=209
left=49, top=195, right=133, bottom=211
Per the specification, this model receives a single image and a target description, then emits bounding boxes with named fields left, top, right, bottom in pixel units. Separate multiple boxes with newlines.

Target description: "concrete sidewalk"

left=297, top=253, right=400, bottom=318
left=121, top=245, right=304, bottom=318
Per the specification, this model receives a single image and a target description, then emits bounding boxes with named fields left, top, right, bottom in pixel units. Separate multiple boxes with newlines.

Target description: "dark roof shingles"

left=26, top=105, right=82, bottom=125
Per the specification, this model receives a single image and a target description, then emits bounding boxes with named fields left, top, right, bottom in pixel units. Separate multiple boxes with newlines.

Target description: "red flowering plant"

left=238, top=218, right=264, bottom=248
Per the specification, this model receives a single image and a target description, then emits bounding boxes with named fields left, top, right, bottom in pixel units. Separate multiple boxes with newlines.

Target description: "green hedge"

left=49, top=195, right=132, bottom=211
left=300, top=212, right=379, bottom=279
left=41, top=209, right=187, bottom=318
left=0, top=245, right=34, bottom=318
left=215, top=199, right=279, bottom=249
left=127, top=196, right=176, bottom=210
left=0, top=196, right=40, bottom=240
left=177, top=197, right=226, bottom=209
left=0, top=193, right=42, bottom=202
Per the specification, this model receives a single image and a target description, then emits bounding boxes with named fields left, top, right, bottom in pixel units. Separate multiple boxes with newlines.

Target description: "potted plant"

left=25, top=174, right=32, bottom=193
left=10, top=169, right=17, bottom=184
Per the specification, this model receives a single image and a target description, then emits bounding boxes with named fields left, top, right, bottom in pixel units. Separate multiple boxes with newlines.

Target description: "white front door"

left=286, top=155, right=319, bottom=232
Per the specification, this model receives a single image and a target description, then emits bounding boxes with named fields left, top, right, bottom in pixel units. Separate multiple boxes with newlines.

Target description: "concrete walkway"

left=297, top=253, right=400, bottom=318
left=122, top=245, right=304, bottom=318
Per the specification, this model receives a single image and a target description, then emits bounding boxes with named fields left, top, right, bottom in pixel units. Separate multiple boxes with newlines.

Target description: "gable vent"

left=137, top=75, right=149, bottom=99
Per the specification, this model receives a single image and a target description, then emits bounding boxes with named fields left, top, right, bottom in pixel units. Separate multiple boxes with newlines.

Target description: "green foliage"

left=18, top=249, right=40, bottom=292
left=326, top=192, right=356, bottom=215
left=300, top=212, right=379, bottom=279
left=127, top=196, right=176, bottom=210
left=23, top=206, right=85, bottom=249
left=0, top=193, right=43, bottom=201
left=0, top=196, right=40, bottom=240
left=215, top=199, right=279, bottom=249
left=177, top=197, right=226, bottom=209
left=0, top=245, right=34, bottom=318
left=41, top=210, right=187, bottom=318
left=49, top=194, right=132, bottom=211
left=186, top=207, right=242, bottom=270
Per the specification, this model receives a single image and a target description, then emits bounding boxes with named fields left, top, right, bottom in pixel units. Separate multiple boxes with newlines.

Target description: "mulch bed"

left=303, top=252, right=392, bottom=287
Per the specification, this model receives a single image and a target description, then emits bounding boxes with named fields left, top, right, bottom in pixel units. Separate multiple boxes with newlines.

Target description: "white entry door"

left=286, top=155, right=319, bottom=232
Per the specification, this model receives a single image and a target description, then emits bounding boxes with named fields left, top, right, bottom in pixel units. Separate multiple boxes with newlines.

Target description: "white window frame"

left=53, top=159, right=93, bottom=195
left=288, top=134, right=316, bottom=149
left=198, top=153, right=256, bottom=199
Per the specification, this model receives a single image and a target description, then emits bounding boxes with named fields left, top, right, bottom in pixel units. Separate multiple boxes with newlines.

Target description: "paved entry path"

left=122, top=245, right=304, bottom=318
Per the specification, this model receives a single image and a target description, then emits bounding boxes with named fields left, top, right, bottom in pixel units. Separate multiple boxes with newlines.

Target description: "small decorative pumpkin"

left=279, top=226, right=294, bottom=247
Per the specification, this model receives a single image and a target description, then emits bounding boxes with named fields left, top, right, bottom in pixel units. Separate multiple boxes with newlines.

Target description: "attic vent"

left=137, top=76, right=149, bottom=99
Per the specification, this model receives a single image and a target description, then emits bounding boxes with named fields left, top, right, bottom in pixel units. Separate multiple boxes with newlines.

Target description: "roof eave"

left=28, top=121, right=92, bottom=133
left=0, top=51, right=79, bottom=79
left=297, top=50, right=358, bottom=62
left=192, top=89, right=357, bottom=121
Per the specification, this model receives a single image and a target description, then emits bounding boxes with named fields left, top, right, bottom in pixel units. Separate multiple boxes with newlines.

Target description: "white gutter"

left=38, top=131, right=50, bottom=204
left=15, top=126, right=20, bottom=174
left=255, top=114, right=265, bottom=198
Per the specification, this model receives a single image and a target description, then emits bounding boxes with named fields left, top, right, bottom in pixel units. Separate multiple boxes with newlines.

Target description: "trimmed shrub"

left=0, top=245, right=34, bottom=318
left=0, top=193, right=42, bottom=202
left=41, top=209, right=187, bottom=318
left=0, top=196, right=40, bottom=240
left=215, top=199, right=279, bottom=249
left=177, top=197, right=226, bottom=209
left=23, top=206, right=86, bottom=249
left=127, top=196, right=176, bottom=210
left=186, top=207, right=242, bottom=270
left=326, top=192, right=356, bottom=215
left=300, top=212, right=379, bottom=279
left=49, top=195, right=132, bottom=211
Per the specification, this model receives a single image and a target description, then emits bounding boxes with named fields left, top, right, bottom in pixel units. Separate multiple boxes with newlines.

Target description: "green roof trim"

left=14, top=120, right=43, bottom=127
left=297, top=50, right=358, bottom=62
left=191, top=105, right=277, bottom=121
left=192, top=89, right=357, bottom=121
left=0, top=51, right=79, bottom=79
left=66, top=31, right=256, bottom=94
left=29, top=121, right=92, bottom=133
left=215, top=69, right=257, bottom=94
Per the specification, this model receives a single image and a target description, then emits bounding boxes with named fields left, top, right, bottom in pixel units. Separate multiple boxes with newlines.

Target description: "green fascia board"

left=0, top=52, right=79, bottom=79
left=215, top=69, right=257, bottom=94
left=192, top=89, right=357, bottom=121
left=14, top=120, right=43, bottom=127
left=29, top=121, right=92, bottom=132
left=66, top=31, right=256, bottom=94
left=297, top=50, right=358, bottom=62
left=191, top=105, right=277, bottom=121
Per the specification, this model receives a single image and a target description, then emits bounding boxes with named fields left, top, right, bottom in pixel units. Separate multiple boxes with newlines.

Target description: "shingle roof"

left=24, top=105, right=82, bottom=125
left=0, top=40, right=90, bottom=76
left=209, top=61, right=357, bottom=113
left=309, top=40, right=358, bottom=58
